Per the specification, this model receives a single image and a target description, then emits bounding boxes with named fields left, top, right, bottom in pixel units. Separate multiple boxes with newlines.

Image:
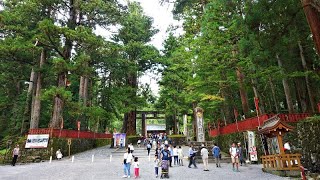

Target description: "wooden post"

left=67, top=138, right=71, bottom=158
left=277, top=131, right=285, bottom=154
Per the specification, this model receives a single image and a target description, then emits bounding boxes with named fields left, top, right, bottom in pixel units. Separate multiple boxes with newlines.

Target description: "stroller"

left=160, top=160, right=169, bottom=179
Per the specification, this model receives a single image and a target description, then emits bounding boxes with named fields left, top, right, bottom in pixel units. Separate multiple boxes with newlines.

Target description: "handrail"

left=261, top=153, right=302, bottom=171
left=209, top=113, right=310, bottom=137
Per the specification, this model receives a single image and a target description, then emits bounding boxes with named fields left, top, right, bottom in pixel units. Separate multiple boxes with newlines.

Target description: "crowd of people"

left=121, top=137, right=249, bottom=179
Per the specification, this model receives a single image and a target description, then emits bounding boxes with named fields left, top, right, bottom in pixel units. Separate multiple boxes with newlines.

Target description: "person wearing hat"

left=200, top=144, right=209, bottom=171
left=237, top=142, right=245, bottom=166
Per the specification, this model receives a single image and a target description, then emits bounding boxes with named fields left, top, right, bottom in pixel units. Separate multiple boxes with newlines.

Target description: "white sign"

left=25, top=134, right=49, bottom=148
left=183, top=114, right=188, bottom=136
left=247, top=131, right=258, bottom=161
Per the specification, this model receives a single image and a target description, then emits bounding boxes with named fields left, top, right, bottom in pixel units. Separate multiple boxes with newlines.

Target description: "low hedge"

left=1, top=137, right=111, bottom=164
left=297, top=116, right=320, bottom=173
left=167, top=135, right=186, bottom=146
left=126, top=135, right=140, bottom=146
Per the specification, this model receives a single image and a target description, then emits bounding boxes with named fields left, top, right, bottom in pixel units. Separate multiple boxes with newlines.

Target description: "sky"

left=95, top=0, right=181, bottom=96
left=134, top=0, right=182, bottom=96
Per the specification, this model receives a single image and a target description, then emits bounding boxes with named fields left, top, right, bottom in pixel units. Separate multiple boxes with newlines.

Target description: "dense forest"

left=0, top=0, right=319, bottom=144
left=158, top=0, right=320, bottom=133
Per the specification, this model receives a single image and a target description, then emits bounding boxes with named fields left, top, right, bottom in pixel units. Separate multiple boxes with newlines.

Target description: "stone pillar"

left=195, top=107, right=205, bottom=142
left=183, top=114, right=188, bottom=136
left=142, top=113, right=146, bottom=138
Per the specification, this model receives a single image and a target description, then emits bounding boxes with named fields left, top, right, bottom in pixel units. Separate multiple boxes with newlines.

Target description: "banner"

left=195, top=107, right=205, bottom=142
left=113, top=133, right=126, bottom=148
left=183, top=114, right=188, bottom=136
left=247, top=131, right=258, bottom=162
left=25, top=134, right=49, bottom=148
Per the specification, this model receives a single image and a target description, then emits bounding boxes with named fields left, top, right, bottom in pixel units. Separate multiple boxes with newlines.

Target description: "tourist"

left=212, top=143, right=221, bottom=167
left=160, top=145, right=170, bottom=178
left=56, top=149, right=63, bottom=160
left=137, top=139, right=141, bottom=148
left=154, top=154, right=160, bottom=178
left=147, top=143, right=151, bottom=156
left=284, top=141, right=291, bottom=154
left=188, top=145, right=197, bottom=168
left=123, top=148, right=133, bottom=178
left=178, top=146, right=184, bottom=166
left=152, top=139, right=157, bottom=149
left=133, top=157, right=140, bottom=178
left=11, top=144, right=20, bottom=166
left=129, top=143, right=134, bottom=154
left=201, top=144, right=209, bottom=171
left=237, top=142, right=246, bottom=166
left=120, top=139, right=124, bottom=149
left=168, top=144, right=173, bottom=167
left=173, top=146, right=178, bottom=166
left=229, top=143, right=240, bottom=172
left=164, top=139, right=168, bottom=145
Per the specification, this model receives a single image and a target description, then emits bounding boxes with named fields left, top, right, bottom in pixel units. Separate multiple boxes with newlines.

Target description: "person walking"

left=178, top=146, right=184, bottom=166
left=160, top=145, right=171, bottom=178
left=200, top=144, right=209, bottom=171
left=173, top=146, right=178, bottom=166
left=188, top=145, right=197, bottom=168
left=237, top=142, right=246, bottom=166
left=229, top=143, right=240, bottom=172
left=133, top=157, right=140, bottom=178
left=129, top=143, right=134, bottom=154
left=154, top=155, right=160, bottom=178
left=11, top=144, right=20, bottom=166
left=168, top=144, right=173, bottom=167
left=123, top=148, right=133, bottom=178
left=212, top=143, right=221, bottom=167
left=147, top=143, right=151, bottom=156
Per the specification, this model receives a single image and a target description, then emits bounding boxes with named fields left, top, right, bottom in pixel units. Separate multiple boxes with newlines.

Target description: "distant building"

left=146, top=124, right=166, bottom=134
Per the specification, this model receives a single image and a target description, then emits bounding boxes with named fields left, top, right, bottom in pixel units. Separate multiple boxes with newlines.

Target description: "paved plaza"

left=0, top=145, right=289, bottom=180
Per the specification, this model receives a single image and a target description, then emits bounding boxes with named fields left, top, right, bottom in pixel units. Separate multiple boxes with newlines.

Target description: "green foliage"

left=126, top=135, right=141, bottom=145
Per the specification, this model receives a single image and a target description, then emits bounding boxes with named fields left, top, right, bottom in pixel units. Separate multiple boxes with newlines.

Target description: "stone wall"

left=2, top=137, right=111, bottom=164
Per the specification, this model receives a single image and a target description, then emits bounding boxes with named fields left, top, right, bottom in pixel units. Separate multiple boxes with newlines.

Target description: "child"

left=133, top=157, right=140, bottom=178
left=154, top=155, right=160, bottom=178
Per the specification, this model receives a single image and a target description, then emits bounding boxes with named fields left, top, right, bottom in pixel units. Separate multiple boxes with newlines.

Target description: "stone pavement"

left=0, top=145, right=289, bottom=180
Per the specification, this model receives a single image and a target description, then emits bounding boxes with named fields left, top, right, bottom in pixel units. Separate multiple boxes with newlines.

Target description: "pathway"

left=0, top=145, right=289, bottom=180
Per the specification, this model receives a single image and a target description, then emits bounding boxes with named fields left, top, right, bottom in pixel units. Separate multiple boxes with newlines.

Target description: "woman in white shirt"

left=173, top=146, right=179, bottom=165
left=177, top=146, right=184, bottom=166
left=123, top=148, right=133, bottom=178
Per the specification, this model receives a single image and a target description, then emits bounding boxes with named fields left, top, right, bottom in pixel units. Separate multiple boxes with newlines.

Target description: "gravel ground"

left=0, top=145, right=289, bottom=180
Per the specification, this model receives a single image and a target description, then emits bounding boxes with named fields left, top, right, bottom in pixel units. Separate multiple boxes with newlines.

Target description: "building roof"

left=258, top=115, right=294, bottom=137
left=146, top=124, right=166, bottom=131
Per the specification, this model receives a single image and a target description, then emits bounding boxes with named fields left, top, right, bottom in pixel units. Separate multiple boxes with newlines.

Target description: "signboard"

left=247, top=131, right=258, bottom=162
left=25, top=134, right=49, bottom=148
left=195, top=107, right=205, bottom=142
left=183, top=114, right=188, bottom=136
left=113, top=133, right=126, bottom=148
